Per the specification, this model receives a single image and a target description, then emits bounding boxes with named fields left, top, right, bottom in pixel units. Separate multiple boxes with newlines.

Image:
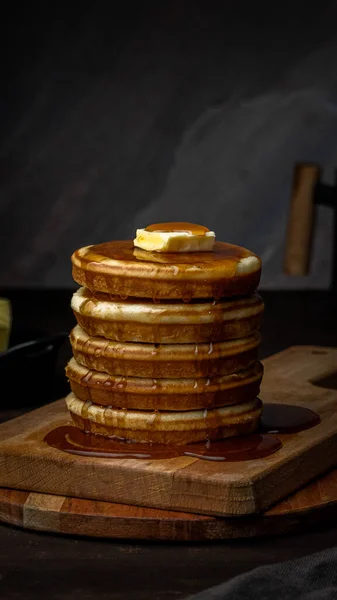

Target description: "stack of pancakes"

left=65, top=239, right=264, bottom=444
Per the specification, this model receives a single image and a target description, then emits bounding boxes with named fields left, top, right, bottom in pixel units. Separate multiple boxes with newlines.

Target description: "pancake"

left=70, top=325, right=261, bottom=379
left=66, top=357, right=263, bottom=411
left=66, top=393, right=262, bottom=444
left=71, top=288, right=264, bottom=344
left=71, top=240, right=261, bottom=300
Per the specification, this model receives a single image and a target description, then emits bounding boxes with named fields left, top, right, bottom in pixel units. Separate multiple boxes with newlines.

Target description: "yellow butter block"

left=134, top=223, right=215, bottom=253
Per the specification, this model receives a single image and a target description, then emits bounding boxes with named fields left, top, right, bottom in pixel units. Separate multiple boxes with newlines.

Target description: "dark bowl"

left=0, top=330, right=68, bottom=409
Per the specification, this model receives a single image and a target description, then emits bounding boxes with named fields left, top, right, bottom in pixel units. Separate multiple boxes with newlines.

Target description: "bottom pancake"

left=66, top=393, right=262, bottom=444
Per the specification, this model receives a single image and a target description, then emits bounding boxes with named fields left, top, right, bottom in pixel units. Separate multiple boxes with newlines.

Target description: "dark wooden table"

left=1, top=290, right=337, bottom=600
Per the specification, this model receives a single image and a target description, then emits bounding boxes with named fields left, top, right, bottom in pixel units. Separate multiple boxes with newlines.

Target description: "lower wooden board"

left=2, top=463, right=337, bottom=540
left=1, top=346, right=337, bottom=517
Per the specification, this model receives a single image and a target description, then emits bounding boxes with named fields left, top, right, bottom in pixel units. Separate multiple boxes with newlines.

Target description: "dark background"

left=2, top=1, right=337, bottom=290
left=1, top=7, right=337, bottom=598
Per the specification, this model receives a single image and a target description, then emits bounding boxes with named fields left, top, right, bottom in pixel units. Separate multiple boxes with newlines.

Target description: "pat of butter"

left=134, top=228, right=216, bottom=253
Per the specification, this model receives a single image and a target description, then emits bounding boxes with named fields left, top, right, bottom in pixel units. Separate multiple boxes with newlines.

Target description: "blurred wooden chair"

left=283, top=163, right=337, bottom=290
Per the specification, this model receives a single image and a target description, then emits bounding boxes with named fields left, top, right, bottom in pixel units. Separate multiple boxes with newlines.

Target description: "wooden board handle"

left=283, top=164, right=320, bottom=276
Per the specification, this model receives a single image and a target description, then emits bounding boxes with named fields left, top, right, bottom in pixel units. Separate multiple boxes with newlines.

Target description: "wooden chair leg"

left=283, top=163, right=320, bottom=276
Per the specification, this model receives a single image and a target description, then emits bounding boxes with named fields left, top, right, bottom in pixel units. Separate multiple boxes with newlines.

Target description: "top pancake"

left=72, top=241, right=261, bottom=300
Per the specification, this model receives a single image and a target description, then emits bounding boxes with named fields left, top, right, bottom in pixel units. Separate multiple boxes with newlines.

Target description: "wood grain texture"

left=3, top=460, right=337, bottom=540
left=1, top=346, right=337, bottom=517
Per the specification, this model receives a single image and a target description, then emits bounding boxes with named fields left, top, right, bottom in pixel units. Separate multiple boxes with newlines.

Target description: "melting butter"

left=134, top=222, right=215, bottom=253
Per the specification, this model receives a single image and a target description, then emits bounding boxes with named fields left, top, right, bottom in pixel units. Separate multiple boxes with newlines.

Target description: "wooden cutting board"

left=0, top=346, right=337, bottom=518
left=2, top=464, right=337, bottom=540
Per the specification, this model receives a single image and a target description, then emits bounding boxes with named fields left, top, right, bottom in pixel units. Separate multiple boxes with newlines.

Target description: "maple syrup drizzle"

left=80, top=240, right=245, bottom=266
left=145, top=222, right=209, bottom=235
left=44, top=427, right=281, bottom=462
left=44, top=403, right=321, bottom=462
left=260, top=403, right=321, bottom=434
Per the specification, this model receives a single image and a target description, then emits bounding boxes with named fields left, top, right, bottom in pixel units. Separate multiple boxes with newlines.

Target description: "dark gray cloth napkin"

left=184, top=547, right=337, bottom=599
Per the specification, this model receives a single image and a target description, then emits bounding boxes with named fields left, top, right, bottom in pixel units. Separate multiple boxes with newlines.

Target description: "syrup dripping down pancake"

left=66, top=357, right=263, bottom=411
left=70, top=325, right=261, bottom=379
left=71, top=240, right=261, bottom=300
left=71, top=288, right=264, bottom=344
left=66, top=393, right=262, bottom=444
